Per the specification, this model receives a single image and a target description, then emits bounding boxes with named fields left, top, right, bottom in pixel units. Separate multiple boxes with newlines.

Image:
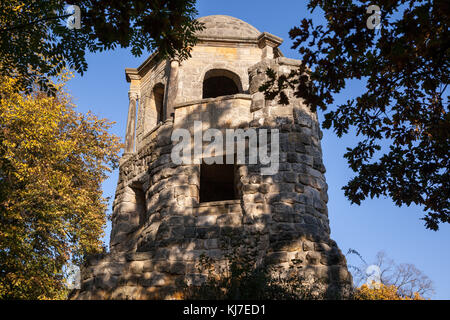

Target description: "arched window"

left=153, top=83, right=165, bottom=123
left=202, top=69, right=242, bottom=99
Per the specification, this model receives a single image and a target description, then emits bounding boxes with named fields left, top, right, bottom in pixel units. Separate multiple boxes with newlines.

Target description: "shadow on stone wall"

left=70, top=58, right=352, bottom=300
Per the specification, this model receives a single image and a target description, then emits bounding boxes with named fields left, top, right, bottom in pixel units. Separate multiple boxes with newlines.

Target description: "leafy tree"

left=354, top=283, right=425, bottom=300
left=0, top=75, right=122, bottom=299
left=347, top=250, right=434, bottom=298
left=182, top=231, right=349, bottom=300
left=0, top=0, right=202, bottom=93
left=261, top=0, right=449, bottom=230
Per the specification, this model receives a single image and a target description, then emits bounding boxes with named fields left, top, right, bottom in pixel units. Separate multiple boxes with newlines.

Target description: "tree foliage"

left=0, top=76, right=122, bottom=299
left=0, top=0, right=202, bottom=93
left=182, top=231, right=349, bottom=300
left=261, top=0, right=449, bottom=230
left=347, top=250, right=434, bottom=298
left=354, top=283, right=425, bottom=300
left=183, top=253, right=329, bottom=300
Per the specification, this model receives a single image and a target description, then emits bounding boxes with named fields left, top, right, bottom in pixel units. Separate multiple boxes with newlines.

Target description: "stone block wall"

left=72, top=57, right=352, bottom=300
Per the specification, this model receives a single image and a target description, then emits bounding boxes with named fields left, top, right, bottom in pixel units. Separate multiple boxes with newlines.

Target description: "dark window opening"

left=153, top=84, right=165, bottom=123
left=203, top=76, right=239, bottom=99
left=200, top=157, right=238, bottom=203
left=202, top=69, right=241, bottom=99
left=130, top=183, right=146, bottom=226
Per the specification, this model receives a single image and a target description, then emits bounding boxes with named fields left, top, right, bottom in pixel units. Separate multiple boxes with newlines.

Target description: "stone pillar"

left=125, top=91, right=139, bottom=153
left=257, top=32, right=283, bottom=60
left=165, top=59, right=180, bottom=120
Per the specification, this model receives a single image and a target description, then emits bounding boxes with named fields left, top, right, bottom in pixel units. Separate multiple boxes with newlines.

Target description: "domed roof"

left=196, top=15, right=260, bottom=39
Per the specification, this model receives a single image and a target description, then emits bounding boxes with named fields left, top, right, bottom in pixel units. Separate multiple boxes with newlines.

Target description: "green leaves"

left=0, top=76, right=122, bottom=299
left=261, top=0, right=449, bottom=230
left=0, top=0, right=202, bottom=93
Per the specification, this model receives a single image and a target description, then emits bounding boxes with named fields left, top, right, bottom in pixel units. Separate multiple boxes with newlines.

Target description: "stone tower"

left=74, top=15, right=352, bottom=300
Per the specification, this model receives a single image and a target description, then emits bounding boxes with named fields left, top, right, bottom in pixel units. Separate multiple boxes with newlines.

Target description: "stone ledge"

left=276, top=57, right=302, bottom=66
left=140, top=121, right=164, bottom=142
left=196, top=199, right=241, bottom=207
left=174, top=94, right=252, bottom=110
left=193, top=199, right=242, bottom=216
left=197, top=36, right=259, bottom=43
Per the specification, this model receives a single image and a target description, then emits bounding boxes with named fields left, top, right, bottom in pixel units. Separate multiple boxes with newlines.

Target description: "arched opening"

left=202, top=69, right=241, bottom=99
left=153, top=83, right=165, bottom=123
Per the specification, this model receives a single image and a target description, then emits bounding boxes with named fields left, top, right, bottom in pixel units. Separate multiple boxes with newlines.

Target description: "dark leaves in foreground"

left=0, top=0, right=203, bottom=95
left=260, top=0, right=449, bottom=230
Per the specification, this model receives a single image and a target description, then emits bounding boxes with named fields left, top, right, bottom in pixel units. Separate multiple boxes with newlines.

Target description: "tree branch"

left=1, top=14, right=73, bottom=33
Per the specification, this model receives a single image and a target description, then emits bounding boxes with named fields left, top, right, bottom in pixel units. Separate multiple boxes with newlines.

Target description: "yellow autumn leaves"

left=0, top=76, right=122, bottom=299
left=355, top=283, right=425, bottom=300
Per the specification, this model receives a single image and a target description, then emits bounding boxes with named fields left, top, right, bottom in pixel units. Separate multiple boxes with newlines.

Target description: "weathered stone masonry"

left=72, top=15, right=352, bottom=300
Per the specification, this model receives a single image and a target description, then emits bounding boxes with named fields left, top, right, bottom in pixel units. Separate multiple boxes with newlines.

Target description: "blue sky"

left=65, top=0, right=450, bottom=299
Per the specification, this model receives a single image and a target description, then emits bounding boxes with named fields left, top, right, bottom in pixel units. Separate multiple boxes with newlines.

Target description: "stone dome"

left=196, top=15, right=260, bottom=39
